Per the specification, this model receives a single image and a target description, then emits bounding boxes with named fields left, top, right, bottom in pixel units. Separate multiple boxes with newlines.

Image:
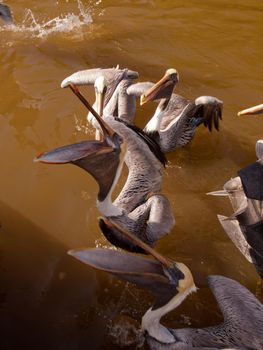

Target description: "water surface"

left=0, top=1, right=262, bottom=349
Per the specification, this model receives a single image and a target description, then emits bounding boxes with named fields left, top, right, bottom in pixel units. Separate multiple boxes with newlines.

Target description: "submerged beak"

left=140, top=68, right=179, bottom=105
left=238, top=104, right=263, bottom=116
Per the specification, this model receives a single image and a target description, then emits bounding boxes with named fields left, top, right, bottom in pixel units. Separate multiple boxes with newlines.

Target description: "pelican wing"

left=159, top=94, right=222, bottom=132
left=98, top=217, right=146, bottom=253
left=194, top=96, right=223, bottom=131
left=238, top=161, right=263, bottom=201
left=115, top=118, right=167, bottom=166
left=217, top=214, right=252, bottom=262
left=69, top=248, right=180, bottom=308
left=161, top=95, right=223, bottom=132
left=146, top=337, right=224, bottom=350
left=208, top=275, right=263, bottom=342
left=159, top=94, right=191, bottom=129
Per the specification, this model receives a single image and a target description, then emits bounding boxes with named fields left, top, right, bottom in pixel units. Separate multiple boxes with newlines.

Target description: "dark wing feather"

left=208, top=275, right=263, bottom=328
left=98, top=217, right=146, bottom=253
left=114, top=117, right=167, bottom=166
left=194, top=96, right=223, bottom=132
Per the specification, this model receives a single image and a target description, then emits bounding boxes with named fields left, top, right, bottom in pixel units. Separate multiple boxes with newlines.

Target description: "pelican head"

left=238, top=103, right=263, bottom=116
left=69, top=245, right=196, bottom=344
left=35, top=84, right=126, bottom=216
left=140, top=68, right=179, bottom=106
left=0, top=3, right=12, bottom=24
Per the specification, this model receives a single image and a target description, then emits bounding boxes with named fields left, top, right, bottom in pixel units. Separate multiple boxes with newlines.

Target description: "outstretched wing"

left=161, top=95, right=223, bottom=132
left=194, top=96, right=223, bottom=131
left=208, top=275, right=263, bottom=335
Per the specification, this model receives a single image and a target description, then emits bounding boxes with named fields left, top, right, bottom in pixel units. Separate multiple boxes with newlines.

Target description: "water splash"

left=0, top=0, right=100, bottom=39
left=108, top=314, right=145, bottom=348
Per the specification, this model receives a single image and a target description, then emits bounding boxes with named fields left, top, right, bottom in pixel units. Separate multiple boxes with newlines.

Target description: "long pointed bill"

left=34, top=138, right=122, bottom=202
left=96, top=90, right=104, bottom=118
left=101, top=218, right=173, bottom=268
left=207, top=190, right=230, bottom=196
left=68, top=245, right=196, bottom=314
left=238, top=104, right=263, bottom=116
left=68, top=247, right=188, bottom=309
left=69, top=84, right=115, bottom=138
left=68, top=248, right=169, bottom=280
left=140, top=68, right=179, bottom=105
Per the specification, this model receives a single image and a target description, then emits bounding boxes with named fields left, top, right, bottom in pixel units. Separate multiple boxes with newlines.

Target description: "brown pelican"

left=208, top=140, right=263, bottom=278
left=35, top=80, right=175, bottom=252
left=68, top=225, right=263, bottom=349
left=0, top=3, right=12, bottom=24
left=68, top=220, right=197, bottom=345
left=138, top=69, right=223, bottom=153
left=238, top=104, right=263, bottom=116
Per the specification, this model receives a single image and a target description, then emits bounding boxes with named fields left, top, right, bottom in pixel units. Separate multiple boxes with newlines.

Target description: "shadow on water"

left=0, top=1, right=262, bottom=348
left=0, top=200, right=124, bottom=350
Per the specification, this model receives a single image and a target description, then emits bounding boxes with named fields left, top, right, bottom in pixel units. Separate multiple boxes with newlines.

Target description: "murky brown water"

left=0, top=1, right=263, bottom=349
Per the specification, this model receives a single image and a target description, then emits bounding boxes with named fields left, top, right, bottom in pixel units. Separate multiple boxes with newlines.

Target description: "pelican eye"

left=169, top=73, right=178, bottom=82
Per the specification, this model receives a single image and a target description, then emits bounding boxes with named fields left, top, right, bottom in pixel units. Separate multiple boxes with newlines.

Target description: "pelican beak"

left=238, top=104, right=263, bottom=116
left=140, top=68, right=179, bottom=105
left=207, top=190, right=229, bottom=196
left=94, top=76, right=108, bottom=118
left=95, top=89, right=105, bottom=118
left=68, top=248, right=181, bottom=306
left=34, top=134, right=123, bottom=202
left=68, top=248, right=167, bottom=281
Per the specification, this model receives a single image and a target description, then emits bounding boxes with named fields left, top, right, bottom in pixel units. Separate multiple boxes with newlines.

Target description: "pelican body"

left=139, top=69, right=223, bottom=153
left=36, top=79, right=174, bottom=252
left=147, top=274, right=263, bottom=350
left=68, top=246, right=263, bottom=350
left=209, top=140, right=263, bottom=278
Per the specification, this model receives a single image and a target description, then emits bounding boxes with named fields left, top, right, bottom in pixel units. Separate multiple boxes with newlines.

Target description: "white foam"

left=0, top=0, right=100, bottom=39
